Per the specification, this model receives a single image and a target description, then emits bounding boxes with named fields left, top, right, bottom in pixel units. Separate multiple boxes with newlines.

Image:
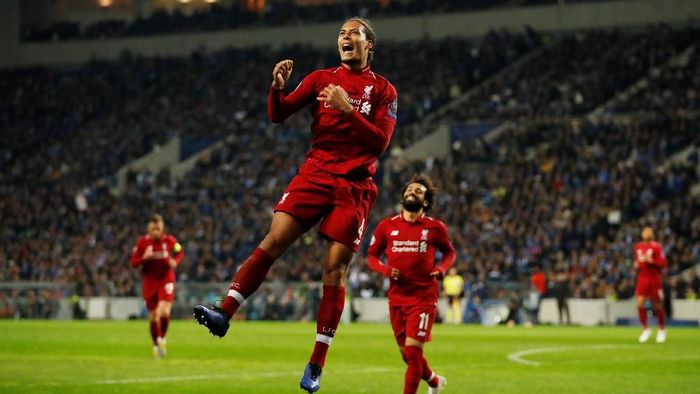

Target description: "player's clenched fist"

left=317, top=84, right=353, bottom=114
left=272, top=60, right=293, bottom=90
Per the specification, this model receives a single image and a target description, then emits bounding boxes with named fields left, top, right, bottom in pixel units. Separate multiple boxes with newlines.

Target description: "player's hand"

left=142, top=246, right=154, bottom=260
left=430, top=270, right=443, bottom=280
left=272, top=60, right=293, bottom=90
left=317, top=84, right=353, bottom=114
left=168, top=257, right=177, bottom=269
left=390, top=268, right=400, bottom=281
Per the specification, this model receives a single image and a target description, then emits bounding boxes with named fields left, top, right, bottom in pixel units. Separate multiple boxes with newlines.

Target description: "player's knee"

left=260, top=232, right=291, bottom=258
left=322, top=266, right=347, bottom=285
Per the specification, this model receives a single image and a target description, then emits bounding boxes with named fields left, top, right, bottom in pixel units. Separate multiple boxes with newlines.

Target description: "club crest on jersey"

left=363, top=85, right=374, bottom=99
left=421, top=229, right=429, bottom=240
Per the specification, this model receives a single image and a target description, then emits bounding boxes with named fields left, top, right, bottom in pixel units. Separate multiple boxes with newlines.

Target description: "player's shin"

left=160, top=315, right=170, bottom=337
left=221, top=247, right=275, bottom=318
left=149, top=320, right=161, bottom=345
left=656, top=306, right=666, bottom=329
left=403, top=346, right=423, bottom=394
left=637, top=306, right=648, bottom=329
left=309, top=286, right=345, bottom=368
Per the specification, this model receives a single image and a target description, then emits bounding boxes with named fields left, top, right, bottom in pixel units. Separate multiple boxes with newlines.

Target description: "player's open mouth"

left=342, top=43, right=354, bottom=54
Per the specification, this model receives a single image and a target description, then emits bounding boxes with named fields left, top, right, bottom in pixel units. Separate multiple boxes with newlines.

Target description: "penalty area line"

left=96, top=367, right=397, bottom=385
left=507, top=344, right=629, bottom=367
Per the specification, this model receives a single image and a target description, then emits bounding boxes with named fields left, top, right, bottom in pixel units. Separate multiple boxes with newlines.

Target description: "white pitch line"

left=507, top=344, right=628, bottom=367
left=96, top=367, right=396, bottom=385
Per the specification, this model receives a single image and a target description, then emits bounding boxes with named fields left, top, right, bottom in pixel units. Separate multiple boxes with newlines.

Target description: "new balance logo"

left=390, top=230, right=399, bottom=236
left=417, top=331, right=427, bottom=337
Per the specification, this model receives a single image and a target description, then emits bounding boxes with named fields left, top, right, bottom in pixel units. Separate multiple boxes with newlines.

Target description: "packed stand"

left=357, top=115, right=700, bottom=303
left=442, top=25, right=699, bottom=121
left=21, top=0, right=518, bottom=42
left=607, top=45, right=700, bottom=115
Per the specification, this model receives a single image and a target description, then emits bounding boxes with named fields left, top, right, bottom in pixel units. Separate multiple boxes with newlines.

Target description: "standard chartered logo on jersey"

left=392, top=240, right=427, bottom=253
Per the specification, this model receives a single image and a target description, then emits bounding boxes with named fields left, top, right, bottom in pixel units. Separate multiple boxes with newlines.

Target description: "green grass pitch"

left=0, top=320, right=699, bottom=393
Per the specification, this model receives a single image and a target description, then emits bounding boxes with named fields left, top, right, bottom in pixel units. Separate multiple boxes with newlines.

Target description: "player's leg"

left=637, top=294, right=652, bottom=343
left=301, top=241, right=353, bottom=393
left=403, top=306, right=444, bottom=394
left=145, top=293, right=162, bottom=358
left=194, top=212, right=306, bottom=337
left=156, top=300, right=173, bottom=356
left=652, top=287, right=666, bottom=343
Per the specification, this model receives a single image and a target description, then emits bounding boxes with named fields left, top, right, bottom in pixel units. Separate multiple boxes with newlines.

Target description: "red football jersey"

left=130, top=234, right=183, bottom=282
left=634, top=241, right=667, bottom=282
left=268, top=65, right=397, bottom=177
left=367, top=213, right=456, bottom=306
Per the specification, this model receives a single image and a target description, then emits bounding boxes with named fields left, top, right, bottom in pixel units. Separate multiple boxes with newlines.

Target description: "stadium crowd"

left=443, top=25, right=699, bottom=121
left=1, top=24, right=699, bottom=319
left=20, top=0, right=568, bottom=42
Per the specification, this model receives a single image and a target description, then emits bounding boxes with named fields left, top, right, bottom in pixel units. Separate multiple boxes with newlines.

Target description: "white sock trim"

left=316, top=334, right=333, bottom=345
left=428, top=372, right=436, bottom=381
left=227, top=289, right=245, bottom=304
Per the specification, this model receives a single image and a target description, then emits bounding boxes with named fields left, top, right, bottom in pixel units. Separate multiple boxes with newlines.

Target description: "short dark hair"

left=346, top=16, right=375, bottom=63
left=150, top=213, right=164, bottom=224
left=401, top=174, right=438, bottom=212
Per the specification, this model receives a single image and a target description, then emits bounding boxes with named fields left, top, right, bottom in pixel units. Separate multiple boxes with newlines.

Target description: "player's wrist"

left=271, top=82, right=284, bottom=90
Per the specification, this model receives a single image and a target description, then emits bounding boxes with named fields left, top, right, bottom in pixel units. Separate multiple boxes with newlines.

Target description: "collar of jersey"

left=400, top=211, right=425, bottom=224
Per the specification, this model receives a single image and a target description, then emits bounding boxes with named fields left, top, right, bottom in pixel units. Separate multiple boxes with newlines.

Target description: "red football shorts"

left=636, top=278, right=663, bottom=301
left=142, top=279, right=175, bottom=310
left=274, top=164, right=378, bottom=252
left=390, top=304, right=436, bottom=344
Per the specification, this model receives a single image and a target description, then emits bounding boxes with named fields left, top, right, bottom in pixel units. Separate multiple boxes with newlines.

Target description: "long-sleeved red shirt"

left=634, top=241, right=667, bottom=282
left=367, top=212, right=456, bottom=306
left=130, top=234, right=183, bottom=282
left=268, top=65, right=397, bottom=177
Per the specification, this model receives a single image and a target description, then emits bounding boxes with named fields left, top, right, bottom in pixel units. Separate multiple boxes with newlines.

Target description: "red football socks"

left=160, top=315, right=170, bottom=338
left=221, top=247, right=275, bottom=318
left=309, top=286, right=345, bottom=368
left=149, top=320, right=161, bottom=345
left=401, top=349, right=437, bottom=387
left=638, top=306, right=648, bottom=329
left=403, top=346, right=423, bottom=394
left=656, top=307, right=666, bottom=329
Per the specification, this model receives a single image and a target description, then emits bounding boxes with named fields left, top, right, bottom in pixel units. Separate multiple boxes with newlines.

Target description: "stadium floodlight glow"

left=204, top=0, right=218, bottom=3
left=98, top=0, right=112, bottom=7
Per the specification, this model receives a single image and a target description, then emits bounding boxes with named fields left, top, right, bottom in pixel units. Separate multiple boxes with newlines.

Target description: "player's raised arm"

left=431, top=222, right=456, bottom=279
left=268, top=60, right=316, bottom=123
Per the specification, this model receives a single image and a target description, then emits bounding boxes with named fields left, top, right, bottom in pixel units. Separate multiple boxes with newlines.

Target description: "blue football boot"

left=193, top=305, right=230, bottom=338
left=299, top=363, right=323, bottom=393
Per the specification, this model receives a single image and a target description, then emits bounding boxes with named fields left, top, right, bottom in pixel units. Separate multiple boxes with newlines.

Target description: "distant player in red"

left=193, top=17, right=397, bottom=393
left=368, top=175, right=455, bottom=394
left=634, top=226, right=667, bottom=343
left=130, top=214, right=184, bottom=358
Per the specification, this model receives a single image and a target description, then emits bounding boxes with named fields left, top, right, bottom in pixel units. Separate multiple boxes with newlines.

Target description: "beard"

left=402, top=197, right=423, bottom=212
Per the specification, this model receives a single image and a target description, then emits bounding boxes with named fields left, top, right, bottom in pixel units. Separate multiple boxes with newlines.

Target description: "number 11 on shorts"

left=418, top=312, right=429, bottom=330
